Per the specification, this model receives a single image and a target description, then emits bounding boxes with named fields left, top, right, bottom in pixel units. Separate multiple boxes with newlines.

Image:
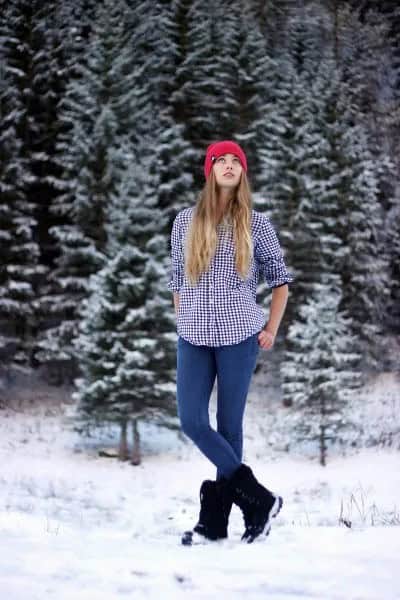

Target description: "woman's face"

left=212, top=153, right=243, bottom=190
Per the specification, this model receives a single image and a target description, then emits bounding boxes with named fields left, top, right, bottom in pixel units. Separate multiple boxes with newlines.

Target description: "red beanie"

left=204, top=140, right=247, bottom=179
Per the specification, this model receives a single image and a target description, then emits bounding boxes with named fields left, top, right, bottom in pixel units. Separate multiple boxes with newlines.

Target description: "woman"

left=167, top=140, right=294, bottom=545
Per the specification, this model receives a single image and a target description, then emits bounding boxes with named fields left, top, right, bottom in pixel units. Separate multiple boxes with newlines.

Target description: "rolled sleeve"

left=255, top=215, right=294, bottom=288
left=167, top=213, right=185, bottom=292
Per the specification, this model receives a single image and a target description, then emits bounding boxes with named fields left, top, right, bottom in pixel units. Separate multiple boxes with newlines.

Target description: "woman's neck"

left=216, top=192, right=234, bottom=222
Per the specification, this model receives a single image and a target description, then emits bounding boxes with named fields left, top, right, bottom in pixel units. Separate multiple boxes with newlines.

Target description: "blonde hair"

left=184, top=169, right=254, bottom=286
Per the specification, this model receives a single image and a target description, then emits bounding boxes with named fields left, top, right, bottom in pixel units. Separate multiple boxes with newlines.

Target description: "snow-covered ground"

left=0, top=373, right=399, bottom=600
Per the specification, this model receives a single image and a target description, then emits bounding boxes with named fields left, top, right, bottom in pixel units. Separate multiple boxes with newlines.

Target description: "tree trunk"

left=131, top=418, right=141, bottom=466
left=118, top=420, right=128, bottom=461
left=319, top=423, right=327, bottom=467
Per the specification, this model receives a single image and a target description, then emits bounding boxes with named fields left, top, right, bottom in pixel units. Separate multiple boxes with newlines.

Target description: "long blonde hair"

left=184, top=169, right=254, bottom=286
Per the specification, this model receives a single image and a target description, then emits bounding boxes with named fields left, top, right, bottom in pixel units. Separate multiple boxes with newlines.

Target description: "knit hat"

left=204, top=140, right=247, bottom=179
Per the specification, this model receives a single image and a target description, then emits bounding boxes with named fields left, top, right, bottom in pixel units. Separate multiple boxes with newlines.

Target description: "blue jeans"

left=176, top=331, right=261, bottom=480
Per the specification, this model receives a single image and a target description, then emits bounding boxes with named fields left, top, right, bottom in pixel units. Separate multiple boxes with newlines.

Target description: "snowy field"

left=1, top=373, right=400, bottom=600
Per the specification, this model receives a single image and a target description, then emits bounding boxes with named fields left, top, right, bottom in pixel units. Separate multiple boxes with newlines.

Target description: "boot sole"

left=262, top=495, right=283, bottom=538
left=181, top=530, right=227, bottom=546
left=241, top=495, right=283, bottom=543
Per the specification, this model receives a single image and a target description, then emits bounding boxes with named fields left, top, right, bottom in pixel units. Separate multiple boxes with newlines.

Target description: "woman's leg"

left=176, top=336, right=242, bottom=477
left=215, top=332, right=260, bottom=480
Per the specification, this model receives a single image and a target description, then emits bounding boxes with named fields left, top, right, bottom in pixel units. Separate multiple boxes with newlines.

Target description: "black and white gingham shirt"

left=167, top=206, right=294, bottom=346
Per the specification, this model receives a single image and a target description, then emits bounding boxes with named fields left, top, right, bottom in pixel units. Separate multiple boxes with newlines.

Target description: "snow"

left=1, top=377, right=399, bottom=600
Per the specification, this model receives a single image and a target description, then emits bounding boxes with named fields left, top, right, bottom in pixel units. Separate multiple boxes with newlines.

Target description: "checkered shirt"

left=167, top=206, right=294, bottom=346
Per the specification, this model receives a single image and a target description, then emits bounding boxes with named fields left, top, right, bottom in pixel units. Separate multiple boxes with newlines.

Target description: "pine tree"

left=251, top=0, right=292, bottom=56
left=35, top=0, right=137, bottom=379
left=143, top=0, right=197, bottom=224
left=171, top=0, right=244, bottom=186
left=148, top=111, right=196, bottom=224
left=254, top=7, right=326, bottom=281
left=334, top=90, right=390, bottom=371
left=0, top=0, right=64, bottom=369
left=385, top=185, right=400, bottom=337
left=359, top=2, right=400, bottom=338
left=123, top=0, right=164, bottom=165
left=57, top=0, right=98, bottom=70
left=281, top=274, right=361, bottom=466
left=334, top=3, right=398, bottom=342
left=73, top=160, right=177, bottom=461
left=234, top=1, right=273, bottom=192
left=0, top=71, right=38, bottom=370
left=256, top=9, right=391, bottom=375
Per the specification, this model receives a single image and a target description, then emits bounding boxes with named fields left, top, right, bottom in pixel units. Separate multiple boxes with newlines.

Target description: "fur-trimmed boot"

left=227, top=463, right=283, bottom=543
left=181, top=478, right=233, bottom=546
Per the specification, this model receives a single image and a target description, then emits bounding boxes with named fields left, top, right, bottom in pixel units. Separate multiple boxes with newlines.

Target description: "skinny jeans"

left=176, top=331, right=261, bottom=480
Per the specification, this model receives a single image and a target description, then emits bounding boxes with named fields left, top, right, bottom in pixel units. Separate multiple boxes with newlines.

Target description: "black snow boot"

left=228, top=463, right=283, bottom=543
left=181, top=478, right=233, bottom=546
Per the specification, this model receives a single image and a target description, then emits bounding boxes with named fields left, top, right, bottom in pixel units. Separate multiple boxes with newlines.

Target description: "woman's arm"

left=258, top=284, right=289, bottom=350
left=173, top=292, right=180, bottom=316
left=167, top=212, right=184, bottom=297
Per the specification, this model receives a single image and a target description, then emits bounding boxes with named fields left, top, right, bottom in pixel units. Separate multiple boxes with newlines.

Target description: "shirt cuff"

left=270, top=280, right=293, bottom=288
left=167, top=279, right=182, bottom=292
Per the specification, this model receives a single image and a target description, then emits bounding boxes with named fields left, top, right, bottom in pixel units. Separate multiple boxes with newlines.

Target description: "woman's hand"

left=258, top=286, right=288, bottom=350
left=257, top=328, right=276, bottom=350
